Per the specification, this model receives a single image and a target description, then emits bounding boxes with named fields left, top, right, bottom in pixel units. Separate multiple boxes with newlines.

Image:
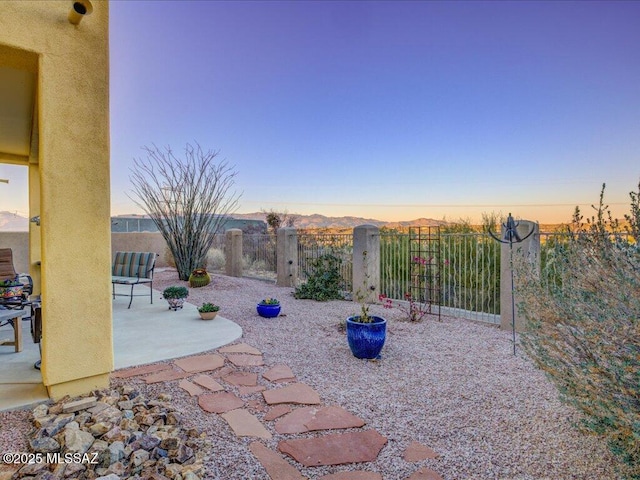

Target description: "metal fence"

left=243, top=234, right=277, bottom=281
left=297, top=233, right=353, bottom=292
left=379, top=232, right=501, bottom=324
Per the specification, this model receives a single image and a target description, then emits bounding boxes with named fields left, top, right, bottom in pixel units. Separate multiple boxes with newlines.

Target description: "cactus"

left=189, top=268, right=211, bottom=288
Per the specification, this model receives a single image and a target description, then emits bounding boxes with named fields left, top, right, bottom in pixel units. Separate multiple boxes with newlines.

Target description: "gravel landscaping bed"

left=1, top=270, right=623, bottom=479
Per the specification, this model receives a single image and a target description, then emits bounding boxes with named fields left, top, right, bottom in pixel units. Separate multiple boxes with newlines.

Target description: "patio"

left=0, top=282, right=242, bottom=411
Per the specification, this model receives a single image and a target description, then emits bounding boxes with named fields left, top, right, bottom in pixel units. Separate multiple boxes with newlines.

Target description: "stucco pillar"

left=500, top=220, right=540, bottom=333
left=352, top=224, right=380, bottom=304
left=276, top=227, right=298, bottom=287
left=225, top=229, right=243, bottom=277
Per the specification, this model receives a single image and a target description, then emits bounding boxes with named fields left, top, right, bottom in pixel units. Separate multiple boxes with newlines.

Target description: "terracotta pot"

left=199, top=311, right=218, bottom=320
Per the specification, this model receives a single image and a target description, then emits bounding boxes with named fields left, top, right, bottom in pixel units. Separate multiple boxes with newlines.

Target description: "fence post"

left=276, top=227, right=298, bottom=287
left=225, top=228, right=243, bottom=277
left=353, top=224, right=380, bottom=303
left=500, top=220, right=540, bottom=332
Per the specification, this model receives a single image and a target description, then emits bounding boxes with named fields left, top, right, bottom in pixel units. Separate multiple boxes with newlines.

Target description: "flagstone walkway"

left=112, top=342, right=444, bottom=480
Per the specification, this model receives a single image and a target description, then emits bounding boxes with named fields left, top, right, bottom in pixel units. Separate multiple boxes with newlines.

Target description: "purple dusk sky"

left=1, top=0, right=639, bottom=223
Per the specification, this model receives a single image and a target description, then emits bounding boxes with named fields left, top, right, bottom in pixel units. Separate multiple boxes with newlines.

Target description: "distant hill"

left=0, top=211, right=28, bottom=231
left=232, top=212, right=447, bottom=229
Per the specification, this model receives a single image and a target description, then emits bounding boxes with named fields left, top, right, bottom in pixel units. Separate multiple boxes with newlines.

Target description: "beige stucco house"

left=0, top=0, right=113, bottom=398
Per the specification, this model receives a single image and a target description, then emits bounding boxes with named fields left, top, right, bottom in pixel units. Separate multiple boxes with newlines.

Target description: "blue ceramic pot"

left=257, top=303, right=281, bottom=318
left=346, top=316, right=387, bottom=359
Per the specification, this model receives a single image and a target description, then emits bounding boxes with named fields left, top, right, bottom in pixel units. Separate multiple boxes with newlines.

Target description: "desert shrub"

left=206, top=248, right=225, bottom=271
left=518, top=184, right=640, bottom=478
left=294, top=252, right=346, bottom=301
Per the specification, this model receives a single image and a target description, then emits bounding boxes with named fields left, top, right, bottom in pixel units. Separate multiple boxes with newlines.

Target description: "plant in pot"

left=346, top=250, right=387, bottom=359
left=256, top=297, right=281, bottom=318
left=189, top=268, right=211, bottom=288
left=198, top=302, right=220, bottom=320
left=162, top=285, right=189, bottom=311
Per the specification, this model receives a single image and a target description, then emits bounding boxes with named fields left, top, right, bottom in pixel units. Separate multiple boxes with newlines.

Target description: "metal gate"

left=408, top=226, right=441, bottom=320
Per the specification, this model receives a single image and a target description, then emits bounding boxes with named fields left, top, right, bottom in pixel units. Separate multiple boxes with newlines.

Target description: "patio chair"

left=111, top=251, right=158, bottom=308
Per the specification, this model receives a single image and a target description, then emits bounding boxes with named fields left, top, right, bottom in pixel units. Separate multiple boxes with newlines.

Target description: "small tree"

left=262, top=208, right=298, bottom=234
left=129, top=143, right=241, bottom=280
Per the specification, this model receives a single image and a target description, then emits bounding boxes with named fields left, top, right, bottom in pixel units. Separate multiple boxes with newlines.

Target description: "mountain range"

left=0, top=211, right=445, bottom=231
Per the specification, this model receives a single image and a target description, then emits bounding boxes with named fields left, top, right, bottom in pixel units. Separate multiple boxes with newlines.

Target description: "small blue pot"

left=257, top=303, right=281, bottom=318
left=346, top=316, right=387, bottom=359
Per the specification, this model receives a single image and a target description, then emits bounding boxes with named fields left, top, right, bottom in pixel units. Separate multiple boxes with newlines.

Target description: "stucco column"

left=276, top=227, right=298, bottom=287
left=500, top=220, right=540, bottom=333
left=225, top=229, right=243, bottom=277
left=352, top=224, right=380, bottom=304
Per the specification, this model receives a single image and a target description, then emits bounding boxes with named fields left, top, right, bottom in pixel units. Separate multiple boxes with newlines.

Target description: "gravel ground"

left=0, top=270, right=625, bottom=479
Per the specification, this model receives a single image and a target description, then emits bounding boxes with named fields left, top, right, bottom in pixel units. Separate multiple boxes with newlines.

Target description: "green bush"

left=294, top=252, right=346, bottom=301
left=518, top=184, right=640, bottom=478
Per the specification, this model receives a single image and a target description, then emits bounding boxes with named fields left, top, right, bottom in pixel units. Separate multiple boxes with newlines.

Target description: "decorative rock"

left=406, top=467, right=444, bottom=480
left=63, top=396, right=98, bottom=413
left=220, top=409, right=273, bottom=439
left=264, top=405, right=293, bottom=421
left=178, top=379, right=205, bottom=397
left=263, top=384, right=321, bottom=405
left=278, top=430, right=388, bottom=467
left=89, top=421, right=113, bottom=436
left=111, top=363, right=172, bottom=378
left=132, top=448, right=151, bottom=466
left=192, top=375, right=225, bottom=392
left=404, top=441, right=440, bottom=462
left=222, top=371, right=258, bottom=386
left=318, top=473, right=383, bottom=480
left=173, top=354, right=225, bottom=373
left=65, top=425, right=95, bottom=453
left=227, top=354, right=265, bottom=367
left=32, top=404, right=49, bottom=418
left=198, top=392, right=244, bottom=414
left=97, top=473, right=122, bottom=480
left=249, top=441, right=307, bottom=480
left=29, top=437, right=60, bottom=453
left=143, top=369, right=191, bottom=384
left=275, top=406, right=365, bottom=434
left=263, top=364, right=296, bottom=383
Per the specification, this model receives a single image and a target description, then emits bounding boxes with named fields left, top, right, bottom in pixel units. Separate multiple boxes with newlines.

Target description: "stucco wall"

left=0, top=231, right=29, bottom=273
left=112, top=232, right=172, bottom=268
left=0, top=1, right=112, bottom=398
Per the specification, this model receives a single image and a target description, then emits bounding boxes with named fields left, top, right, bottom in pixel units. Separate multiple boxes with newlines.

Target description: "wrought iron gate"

left=408, top=226, right=441, bottom=320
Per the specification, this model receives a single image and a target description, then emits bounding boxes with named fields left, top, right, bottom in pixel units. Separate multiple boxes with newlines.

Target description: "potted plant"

left=198, top=302, right=220, bottom=320
left=162, top=285, right=189, bottom=311
left=256, top=297, right=281, bottom=318
left=189, top=268, right=211, bottom=288
left=346, top=250, right=387, bottom=359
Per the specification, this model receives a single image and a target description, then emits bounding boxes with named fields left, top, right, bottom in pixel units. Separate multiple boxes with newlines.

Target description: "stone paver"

left=275, top=406, right=365, bottom=434
left=247, top=399, right=268, bottom=413
left=278, top=430, right=387, bottom=467
left=211, top=365, right=237, bottom=378
left=218, top=342, right=262, bottom=355
left=221, top=409, right=273, bottom=439
left=143, top=369, right=190, bottom=384
left=198, top=392, right=244, bottom=414
left=192, top=375, right=225, bottom=392
left=249, top=441, right=307, bottom=480
left=173, top=354, right=225, bottom=373
left=318, top=473, right=383, bottom=480
left=264, top=405, right=293, bottom=421
left=178, top=379, right=204, bottom=397
left=238, top=385, right=267, bottom=395
left=111, top=363, right=172, bottom=378
left=227, top=354, right=265, bottom=367
left=263, top=364, right=296, bottom=383
left=263, top=384, right=321, bottom=405
left=404, top=441, right=439, bottom=462
left=406, top=467, right=444, bottom=480
left=222, top=371, right=258, bottom=386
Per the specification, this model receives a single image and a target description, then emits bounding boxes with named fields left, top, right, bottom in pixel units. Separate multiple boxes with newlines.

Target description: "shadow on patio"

left=0, top=284, right=242, bottom=411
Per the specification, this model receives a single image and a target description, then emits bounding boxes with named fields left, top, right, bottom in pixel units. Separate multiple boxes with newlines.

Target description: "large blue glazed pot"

left=257, top=303, right=281, bottom=318
left=346, top=316, right=387, bottom=359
